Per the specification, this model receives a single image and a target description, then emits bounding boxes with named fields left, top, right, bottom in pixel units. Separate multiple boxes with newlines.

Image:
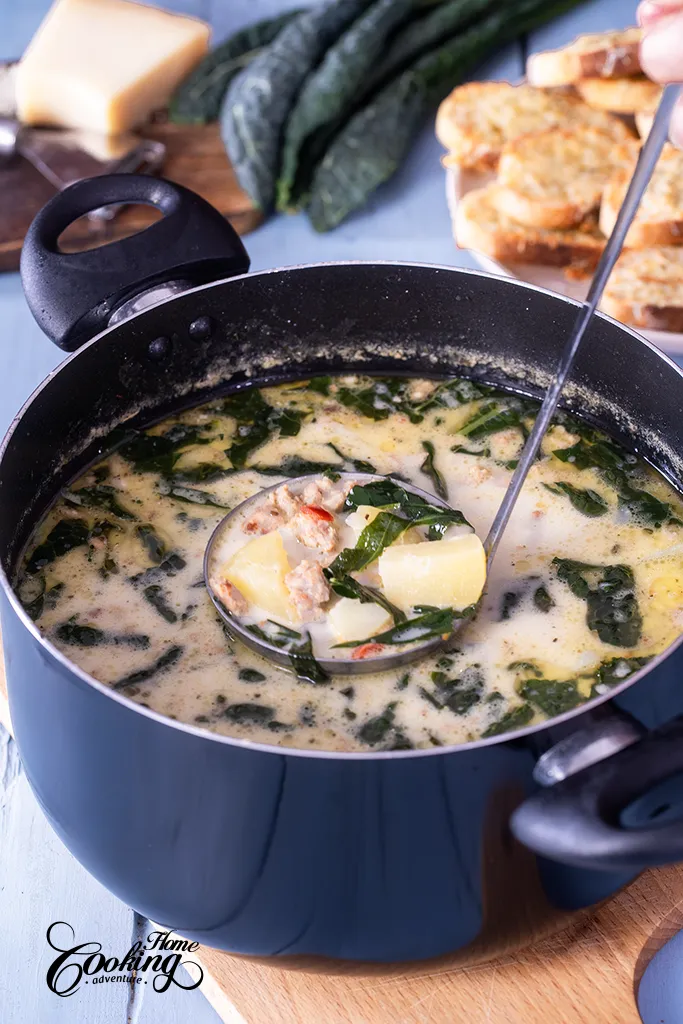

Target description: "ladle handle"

left=484, top=84, right=682, bottom=564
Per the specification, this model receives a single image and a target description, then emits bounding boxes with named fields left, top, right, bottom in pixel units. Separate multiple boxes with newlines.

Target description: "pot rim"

left=3, top=259, right=683, bottom=760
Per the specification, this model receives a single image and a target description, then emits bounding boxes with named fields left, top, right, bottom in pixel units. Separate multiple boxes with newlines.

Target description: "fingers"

left=639, top=1, right=683, bottom=28
left=640, top=11, right=683, bottom=81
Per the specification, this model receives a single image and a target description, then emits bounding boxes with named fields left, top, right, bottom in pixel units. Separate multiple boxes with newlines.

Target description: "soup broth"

left=17, top=375, right=683, bottom=752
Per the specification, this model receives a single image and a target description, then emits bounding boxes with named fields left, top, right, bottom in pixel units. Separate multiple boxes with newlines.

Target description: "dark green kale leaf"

left=327, top=443, right=376, bottom=474
left=224, top=703, right=275, bottom=725
left=271, top=406, right=308, bottom=438
left=552, top=559, right=642, bottom=647
left=307, top=0, right=592, bottom=231
left=365, top=0, right=499, bottom=94
left=222, top=388, right=270, bottom=421
left=64, top=485, right=137, bottom=521
left=136, top=525, right=168, bottom=565
left=238, top=668, right=267, bottom=683
left=586, top=566, right=642, bottom=648
left=500, top=591, right=520, bottom=620
left=170, top=464, right=232, bottom=485
left=324, top=570, right=406, bottom=623
left=421, top=665, right=484, bottom=715
left=20, top=579, right=64, bottom=621
left=112, top=645, right=184, bottom=689
left=617, top=484, right=682, bottom=529
left=411, top=377, right=491, bottom=416
left=462, top=393, right=536, bottom=438
left=118, top=425, right=213, bottom=476
left=590, top=655, right=651, bottom=695
left=533, top=585, right=554, bottom=613
left=553, top=436, right=630, bottom=474
left=336, top=606, right=469, bottom=647
left=246, top=620, right=303, bottom=648
left=358, top=702, right=397, bottom=745
left=158, top=481, right=229, bottom=509
left=276, top=0, right=417, bottom=211
left=519, top=677, right=582, bottom=717
left=26, top=519, right=90, bottom=574
left=508, top=660, right=543, bottom=677
left=251, top=456, right=343, bottom=478
left=328, top=510, right=408, bottom=575
left=288, top=632, right=330, bottom=686
left=337, top=385, right=393, bottom=420
left=222, top=0, right=372, bottom=210
left=223, top=390, right=310, bottom=469
left=129, top=553, right=186, bottom=586
left=420, top=440, right=448, bottom=501
left=344, top=479, right=471, bottom=537
left=55, top=621, right=150, bottom=649
left=169, top=10, right=304, bottom=124
left=143, top=585, right=178, bottom=624
left=306, top=376, right=332, bottom=395
left=482, top=703, right=534, bottom=738
left=543, top=482, right=608, bottom=517
left=451, top=444, right=491, bottom=457
left=553, top=437, right=681, bottom=527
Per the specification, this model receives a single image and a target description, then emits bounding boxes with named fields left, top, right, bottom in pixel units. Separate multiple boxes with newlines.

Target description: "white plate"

left=446, top=166, right=683, bottom=356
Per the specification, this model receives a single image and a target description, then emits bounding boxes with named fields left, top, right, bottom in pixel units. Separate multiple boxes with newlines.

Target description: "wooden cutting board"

left=0, top=121, right=262, bottom=272
left=1, top=658, right=682, bottom=1022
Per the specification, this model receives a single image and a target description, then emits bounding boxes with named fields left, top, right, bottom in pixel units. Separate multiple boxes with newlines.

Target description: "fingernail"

left=641, top=13, right=683, bottom=80
left=639, top=1, right=683, bottom=27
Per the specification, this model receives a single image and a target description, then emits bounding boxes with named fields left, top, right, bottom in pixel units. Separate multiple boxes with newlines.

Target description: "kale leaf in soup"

left=16, top=374, right=683, bottom=752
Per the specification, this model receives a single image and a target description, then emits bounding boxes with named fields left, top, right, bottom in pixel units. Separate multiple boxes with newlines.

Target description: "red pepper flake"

left=300, top=504, right=334, bottom=522
left=351, top=643, right=385, bottom=660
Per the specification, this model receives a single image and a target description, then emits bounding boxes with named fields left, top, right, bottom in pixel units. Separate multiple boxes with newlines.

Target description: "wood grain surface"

left=0, top=121, right=263, bottom=272
left=1, top=651, right=682, bottom=1024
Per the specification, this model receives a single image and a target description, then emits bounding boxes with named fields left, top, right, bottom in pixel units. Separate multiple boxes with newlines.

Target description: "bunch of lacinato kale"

left=170, top=0, right=586, bottom=231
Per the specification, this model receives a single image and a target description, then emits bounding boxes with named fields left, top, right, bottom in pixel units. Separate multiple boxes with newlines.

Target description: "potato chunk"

left=224, top=531, right=297, bottom=623
left=346, top=505, right=421, bottom=545
left=328, top=597, right=392, bottom=643
left=378, top=534, right=486, bottom=612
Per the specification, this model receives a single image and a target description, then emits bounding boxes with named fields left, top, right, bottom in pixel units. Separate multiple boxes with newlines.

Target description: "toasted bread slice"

left=436, top=81, right=632, bottom=171
left=455, top=184, right=605, bottom=274
left=635, top=110, right=654, bottom=139
left=576, top=76, right=662, bottom=114
left=527, top=28, right=642, bottom=87
left=600, top=143, right=683, bottom=247
left=601, top=248, right=683, bottom=331
left=495, top=127, right=640, bottom=229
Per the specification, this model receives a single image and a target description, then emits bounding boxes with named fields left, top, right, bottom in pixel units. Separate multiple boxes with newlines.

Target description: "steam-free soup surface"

left=17, top=376, right=683, bottom=751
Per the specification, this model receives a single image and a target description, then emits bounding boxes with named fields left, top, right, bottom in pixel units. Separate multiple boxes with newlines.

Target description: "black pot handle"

left=20, top=173, right=250, bottom=351
left=511, top=717, right=683, bottom=870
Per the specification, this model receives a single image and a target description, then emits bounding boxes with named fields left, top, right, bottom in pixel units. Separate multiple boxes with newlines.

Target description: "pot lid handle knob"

left=20, top=173, right=251, bottom=351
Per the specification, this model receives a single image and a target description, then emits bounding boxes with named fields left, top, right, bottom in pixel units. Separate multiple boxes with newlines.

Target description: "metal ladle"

left=204, top=473, right=461, bottom=676
left=205, top=85, right=680, bottom=676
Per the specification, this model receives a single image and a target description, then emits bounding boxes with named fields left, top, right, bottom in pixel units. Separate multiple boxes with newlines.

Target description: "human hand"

left=639, top=1, right=683, bottom=144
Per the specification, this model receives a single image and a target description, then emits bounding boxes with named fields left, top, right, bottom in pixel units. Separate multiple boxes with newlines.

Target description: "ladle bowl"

left=203, top=472, right=470, bottom=677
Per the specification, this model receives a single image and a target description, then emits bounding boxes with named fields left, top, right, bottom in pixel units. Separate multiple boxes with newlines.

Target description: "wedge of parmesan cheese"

left=16, top=0, right=210, bottom=134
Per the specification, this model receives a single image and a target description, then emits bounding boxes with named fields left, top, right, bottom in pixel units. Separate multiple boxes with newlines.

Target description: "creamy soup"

left=16, top=375, right=683, bottom=751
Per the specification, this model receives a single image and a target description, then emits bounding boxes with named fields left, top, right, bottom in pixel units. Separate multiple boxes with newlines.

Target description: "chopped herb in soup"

left=16, top=375, right=683, bottom=751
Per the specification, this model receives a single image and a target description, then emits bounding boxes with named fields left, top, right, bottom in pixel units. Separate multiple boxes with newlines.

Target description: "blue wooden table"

left=4, top=2, right=677, bottom=1022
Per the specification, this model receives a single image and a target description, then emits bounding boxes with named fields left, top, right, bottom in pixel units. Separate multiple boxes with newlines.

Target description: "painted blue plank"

left=526, top=0, right=640, bottom=53
left=0, top=724, right=221, bottom=1023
